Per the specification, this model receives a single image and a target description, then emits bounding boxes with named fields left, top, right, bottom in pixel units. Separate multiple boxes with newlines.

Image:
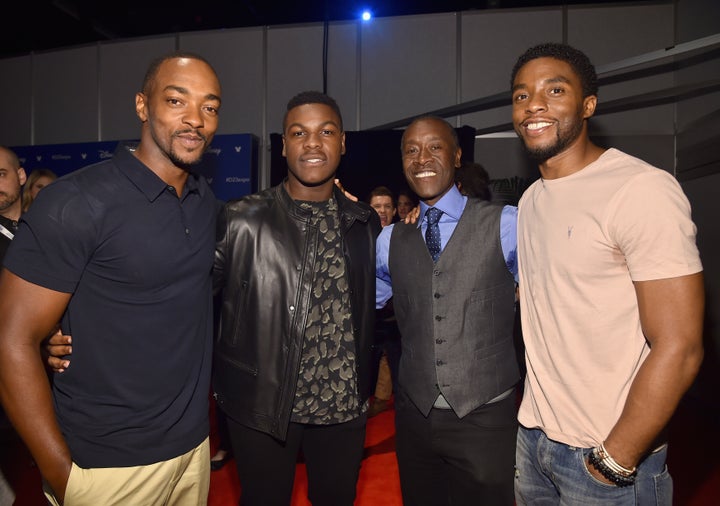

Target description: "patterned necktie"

left=425, top=207, right=443, bottom=262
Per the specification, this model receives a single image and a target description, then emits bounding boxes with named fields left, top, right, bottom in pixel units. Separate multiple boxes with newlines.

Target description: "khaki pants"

left=45, top=437, right=210, bottom=506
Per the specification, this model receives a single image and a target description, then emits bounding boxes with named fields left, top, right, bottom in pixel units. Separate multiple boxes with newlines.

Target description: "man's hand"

left=404, top=205, right=420, bottom=224
left=585, top=455, right=615, bottom=486
left=43, top=329, right=72, bottom=373
left=334, top=179, right=358, bottom=202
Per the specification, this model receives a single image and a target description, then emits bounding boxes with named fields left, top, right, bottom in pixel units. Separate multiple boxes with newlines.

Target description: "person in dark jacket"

left=213, top=91, right=380, bottom=506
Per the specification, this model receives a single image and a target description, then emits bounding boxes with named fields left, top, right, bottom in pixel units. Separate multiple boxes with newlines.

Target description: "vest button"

left=436, top=360, right=444, bottom=366
left=435, top=338, right=444, bottom=344
left=435, top=315, right=442, bottom=321
left=434, top=292, right=441, bottom=298
left=433, top=269, right=440, bottom=276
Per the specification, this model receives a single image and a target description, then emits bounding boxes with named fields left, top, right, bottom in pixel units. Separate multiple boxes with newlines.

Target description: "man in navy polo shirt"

left=0, top=51, right=221, bottom=505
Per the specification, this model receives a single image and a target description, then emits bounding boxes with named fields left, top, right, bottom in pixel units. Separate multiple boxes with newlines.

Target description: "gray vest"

left=389, top=199, right=519, bottom=418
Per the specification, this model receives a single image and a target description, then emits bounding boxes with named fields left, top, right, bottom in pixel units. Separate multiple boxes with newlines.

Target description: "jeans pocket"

left=632, top=464, right=672, bottom=505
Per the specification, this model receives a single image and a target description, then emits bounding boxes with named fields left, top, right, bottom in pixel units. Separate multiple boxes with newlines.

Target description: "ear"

left=135, top=92, right=148, bottom=122
left=340, top=132, right=346, bottom=156
left=281, top=135, right=287, bottom=157
left=17, top=167, right=27, bottom=186
left=582, top=95, right=597, bottom=119
left=454, top=147, right=463, bottom=168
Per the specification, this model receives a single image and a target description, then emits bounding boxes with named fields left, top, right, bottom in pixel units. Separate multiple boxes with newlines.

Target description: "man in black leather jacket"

left=213, top=91, right=381, bottom=506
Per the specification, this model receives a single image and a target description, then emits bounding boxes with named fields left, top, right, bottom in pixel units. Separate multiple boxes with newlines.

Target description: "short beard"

left=149, top=126, right=208, bottom=171
left=168, top=150, right=202, bottom=172
left=0, top=191, right=20, bottom=213
left=521, top=117, right=584, bottom=164
left=170, top=131, right=208, bottom=170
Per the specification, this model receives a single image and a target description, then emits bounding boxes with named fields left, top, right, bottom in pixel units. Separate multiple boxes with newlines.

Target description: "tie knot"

left=425, top=207, right=442, bottom=225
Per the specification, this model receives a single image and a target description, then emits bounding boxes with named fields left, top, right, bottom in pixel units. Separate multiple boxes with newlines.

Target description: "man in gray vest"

left=376, top=116, right=519, bottom=505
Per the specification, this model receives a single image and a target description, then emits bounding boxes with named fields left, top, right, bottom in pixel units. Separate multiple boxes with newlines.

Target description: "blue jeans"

left=515, top=426, right=672, bottom=505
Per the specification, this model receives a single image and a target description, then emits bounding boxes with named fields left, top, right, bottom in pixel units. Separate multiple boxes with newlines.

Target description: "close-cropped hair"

left=284, top=91, right=344, bottom=133
left=141, top=50, right=216, bottom=94
left=0, top=146, right=21, bottom=169
left=510, top=42, right=599, bottom=98
left=401, top=115, right=460, bottom=150
left=367, top=185, right=395, bottom=205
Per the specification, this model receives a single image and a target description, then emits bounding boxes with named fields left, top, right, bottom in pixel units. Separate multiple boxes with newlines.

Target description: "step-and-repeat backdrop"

left=12, top=133, right=258, bottom=203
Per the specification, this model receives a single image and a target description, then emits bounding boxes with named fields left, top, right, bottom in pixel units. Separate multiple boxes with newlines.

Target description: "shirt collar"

left=114, top=143, right=206, bottom=202
left=0, top=214, right=18, bottom=231
left=417, top=185, right=467, bottom=227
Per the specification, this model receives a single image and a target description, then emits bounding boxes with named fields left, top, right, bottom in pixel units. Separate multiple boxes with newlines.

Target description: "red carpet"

left=207, top=399, right=401, bottom=506
left=2, top=395, right=718, bottom=505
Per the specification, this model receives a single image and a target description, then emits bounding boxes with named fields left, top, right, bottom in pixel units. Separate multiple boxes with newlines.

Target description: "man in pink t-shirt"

left=512, top=42, right=704, bottom=505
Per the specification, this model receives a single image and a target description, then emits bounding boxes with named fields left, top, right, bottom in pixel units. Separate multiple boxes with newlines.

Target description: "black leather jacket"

left=212, top=181, right=380, bottom=440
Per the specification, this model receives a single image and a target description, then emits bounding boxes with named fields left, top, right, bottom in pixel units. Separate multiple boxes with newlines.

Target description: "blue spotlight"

left=361, top=10, right=372, bottom=21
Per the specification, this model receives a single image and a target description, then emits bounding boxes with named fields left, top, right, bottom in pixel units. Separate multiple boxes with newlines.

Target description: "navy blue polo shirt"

left=5, top=145, right=215, bottom=468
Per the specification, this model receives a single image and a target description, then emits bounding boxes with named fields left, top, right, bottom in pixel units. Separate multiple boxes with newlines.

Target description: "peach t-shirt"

left=517, top=148, right=702, bottom=448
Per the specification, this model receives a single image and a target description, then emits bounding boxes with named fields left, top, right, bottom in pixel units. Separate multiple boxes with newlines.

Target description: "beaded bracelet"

left=588, top=445, right=637, bottom=487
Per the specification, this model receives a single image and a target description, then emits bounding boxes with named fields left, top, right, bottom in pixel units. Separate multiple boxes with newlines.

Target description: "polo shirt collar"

left=114, top=143, right=206, bottom=202
left=0, top=213, right=18, bottom=232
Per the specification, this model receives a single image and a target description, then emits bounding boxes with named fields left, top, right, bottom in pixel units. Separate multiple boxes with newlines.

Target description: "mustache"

left=173, top=129, right=207, bottom=143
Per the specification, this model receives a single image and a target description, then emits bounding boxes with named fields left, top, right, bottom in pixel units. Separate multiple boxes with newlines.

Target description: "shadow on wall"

left=489, top=176, right=536, bottom=206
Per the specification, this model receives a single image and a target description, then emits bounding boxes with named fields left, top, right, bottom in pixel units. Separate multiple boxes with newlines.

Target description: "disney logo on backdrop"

left=51, top=154, right=72, bottom=160
left=99, top=150, right=114, bottom=159
left=206, top=148, right=222, bottom=155
left=234, top=146, right=242, bottom=153
left=226, top=177, right=250, bottom=183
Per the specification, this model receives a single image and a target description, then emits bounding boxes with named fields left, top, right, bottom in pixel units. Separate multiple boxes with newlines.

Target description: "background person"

left=368, top=185, right=397, bottom=227
left=455, top=161, right=491, bottom=201
left=367, top=186, right=401, bottom=417
left=396, top=188, right=418, bottom=221
left=0, top=147, right=25, bottom=264
left=21, top=168, right=57, bottom=213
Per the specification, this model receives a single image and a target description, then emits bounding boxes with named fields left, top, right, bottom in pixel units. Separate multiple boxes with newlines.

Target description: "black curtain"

left=270, top=126, right=476, bottom=203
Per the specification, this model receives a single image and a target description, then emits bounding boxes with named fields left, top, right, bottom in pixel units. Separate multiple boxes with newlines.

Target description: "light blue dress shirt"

left=376, top=185, right=518, bottom=309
